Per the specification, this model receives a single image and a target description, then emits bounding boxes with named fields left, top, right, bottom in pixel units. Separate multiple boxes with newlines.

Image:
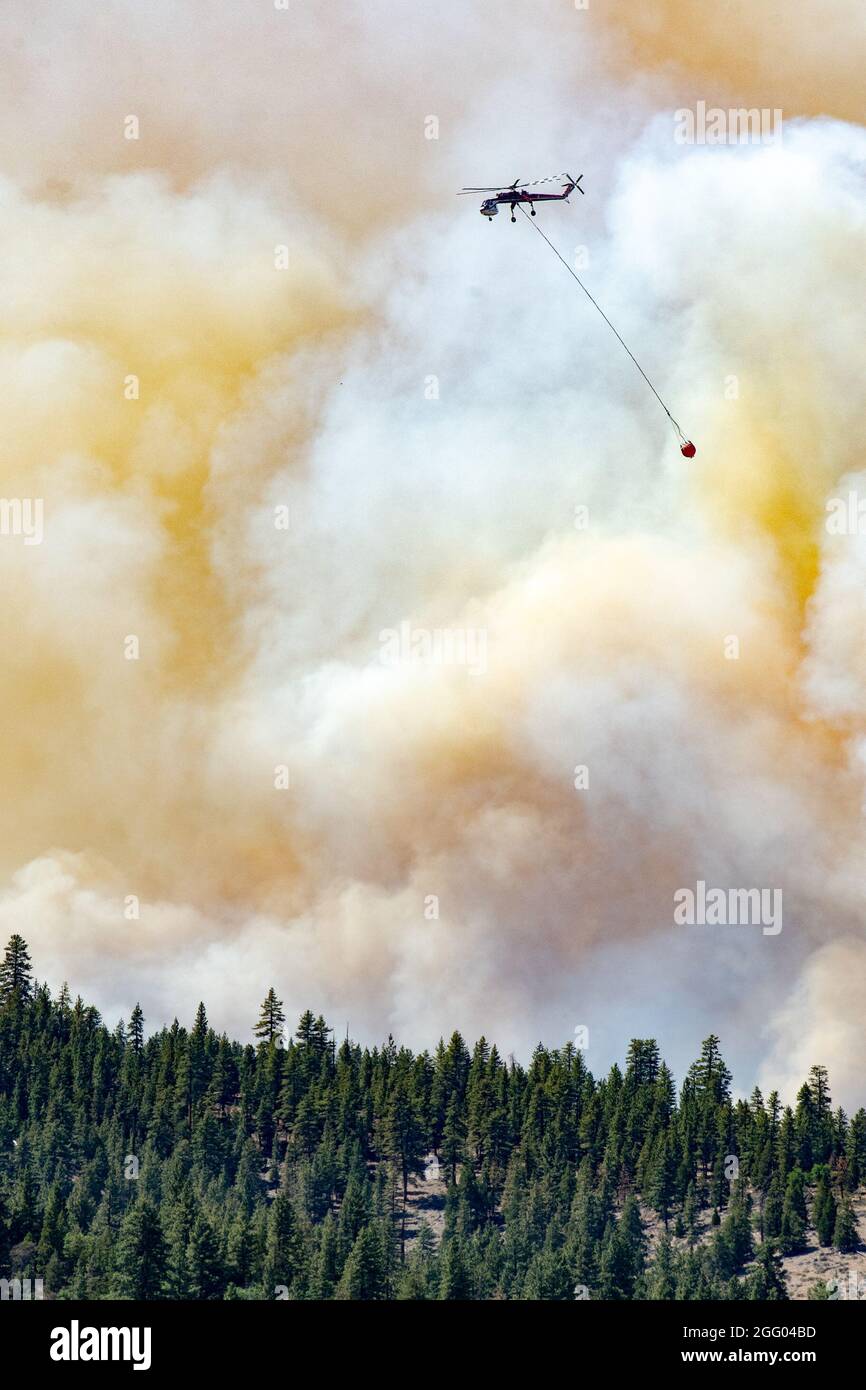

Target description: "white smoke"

left=0, top=1, right=865, bottom=1105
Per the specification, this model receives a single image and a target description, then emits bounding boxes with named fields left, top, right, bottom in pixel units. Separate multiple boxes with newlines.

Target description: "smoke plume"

left=1, top=1, right=864, bottom=1102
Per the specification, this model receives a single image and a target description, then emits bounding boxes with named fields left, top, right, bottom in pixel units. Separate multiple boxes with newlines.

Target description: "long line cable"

left=516, top=202, right=691, bottom=448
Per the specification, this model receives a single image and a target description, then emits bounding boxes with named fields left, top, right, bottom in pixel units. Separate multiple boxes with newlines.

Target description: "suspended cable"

left=516, top=203, right=695, bottom=457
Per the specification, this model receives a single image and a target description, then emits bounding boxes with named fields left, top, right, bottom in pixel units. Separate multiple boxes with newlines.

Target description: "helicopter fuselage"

left=479, top=184, right=576, bottom=218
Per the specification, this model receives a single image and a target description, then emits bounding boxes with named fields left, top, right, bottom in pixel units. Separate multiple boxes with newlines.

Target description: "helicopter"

left=458, top=168, right=696, bottom=458
left=459, top=172, right=584, bottom=221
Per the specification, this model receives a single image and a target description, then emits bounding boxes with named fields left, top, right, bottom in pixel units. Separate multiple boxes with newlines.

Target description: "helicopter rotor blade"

left=461, top=181, right=533, bottom=191
left=461, top=173, right=578, bottom=195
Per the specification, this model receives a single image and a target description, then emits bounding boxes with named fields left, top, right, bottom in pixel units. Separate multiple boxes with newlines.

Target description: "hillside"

left=0, top=934, right=863, bottom=1301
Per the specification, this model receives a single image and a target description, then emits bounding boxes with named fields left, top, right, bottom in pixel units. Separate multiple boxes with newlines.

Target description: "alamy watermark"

left=826, top=491, right=866, bottom=535
left=674, top=880, right=782, bottom=936
left=0, top=498, right=43, bottom=545
left=379, top=621, right=487, bottom=675
left=50, top=1323, right=151, bottom=1370
left=674, top=101, right=783, bottom=146
left=0, top=1276, right=44, bottom=1299
left=825, top=1270, right=866, bottom=1300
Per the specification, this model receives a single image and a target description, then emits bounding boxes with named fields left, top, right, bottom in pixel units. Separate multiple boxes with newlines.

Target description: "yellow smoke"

left=614, top=0, right=866, bottom=125
left=0, top=0, right=864, bottom=1097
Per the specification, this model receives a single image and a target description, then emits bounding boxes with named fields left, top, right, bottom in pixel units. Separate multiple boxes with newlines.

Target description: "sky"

left=0, top=0, right=865, bottom=1103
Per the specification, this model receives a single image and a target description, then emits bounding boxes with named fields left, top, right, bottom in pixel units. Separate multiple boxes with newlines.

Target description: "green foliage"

left=779, top=1169, right=808, bottom=1255
left=807, top=1280, right=833, bottom=1300
left=833, top=1196, right=859, bottom=1254
left=811, top=1168, right=836, bottom=1247
left=747, top=1240, right=788, bottom=1301
left=0, top=936, right=861, bottom=1301
left=113, top=1199, right=167, bottom=1299
left=0, top=935, right=33, bottom=1005
left=254, top=990, right=286, bottom=1048
left=336, top=1224, right=386, bottom=1300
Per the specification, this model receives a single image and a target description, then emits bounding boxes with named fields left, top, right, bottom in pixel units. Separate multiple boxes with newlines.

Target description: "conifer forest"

left=1, top=935, right=862, bottom=1301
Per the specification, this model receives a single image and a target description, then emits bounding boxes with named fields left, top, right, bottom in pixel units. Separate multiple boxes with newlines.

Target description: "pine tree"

left=129, top=1003, right=145, bottom=1054
left=226, top=1213, right=255, bottom=1287
left=647, top=1132, right=676, bottom=1227
left=806, top=1065, right=833, bottom=1162
left=779, top=1170, right=807, bottom=1255
left=186, top=1214, right=225, bottom=1300
left=598, top=1196, right=646, bottom=1299
left=747, top=1240, right=788, bottom=1300
left=717, top=1182, right=754, bottom=1273
left=438, top=1233, right=472, bottom=1300
left=762, top=1173, right=783, bottom=1240
left=113, top=1200, right=168, bottom=1299
left=844, top=1109, right=866, bottom=1190
left=783, top=1189, right=811, bottom=1256
left=646, top=1231, right=677, bottom=1299
left=682, top=1182, right=699, bottom=1246
left=308, top=1211, right=340, bottom=1299
left=395, top=1221, right=437, bottom=1300
left=383, top=1076, right=427, bottom=1207
left=440, top=1094, right=466, bottom=1185
left=336, top=1224, right=385, bottom=1300
left=263, top=1192, right=302, bottom=1296
left=0, top=935, right=33, bottom=1003
left=163, top=1187, right=195, bottom=1299
left=187, top=1003, right=211, bottom=1118
left=2, top=933, right=864, bottom=1305
left=521, top=1245, right=572, bottom=1300
left=37, top=1183, right=67, bottom=1268
left=255, top=989, right=286, bottom=1047
left=812, top=1169, right=836, bottom=1247
left=833, top=1196, right=859, bottom=1254
left=687, top=1035, right=732, bottom=1105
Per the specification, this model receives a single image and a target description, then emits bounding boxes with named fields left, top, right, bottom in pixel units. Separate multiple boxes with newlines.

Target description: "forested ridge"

left=0, top=934, right=863, bottom=1301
